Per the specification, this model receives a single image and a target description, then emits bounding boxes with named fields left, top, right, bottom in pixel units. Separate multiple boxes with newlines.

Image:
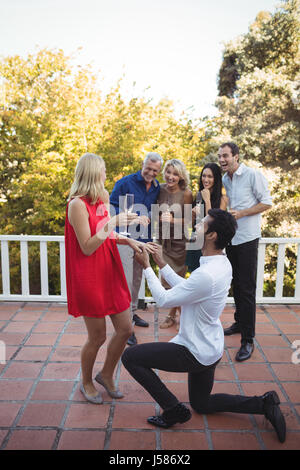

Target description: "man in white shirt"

left=218, top=142, right=272, bottom=361
left=121, top=209, right=286, bottom=443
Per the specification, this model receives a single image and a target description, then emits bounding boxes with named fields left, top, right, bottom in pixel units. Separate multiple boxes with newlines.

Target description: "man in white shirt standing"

left=218, top=142, right=272, bottom=362
left=121, top=209, right=286, bottom=443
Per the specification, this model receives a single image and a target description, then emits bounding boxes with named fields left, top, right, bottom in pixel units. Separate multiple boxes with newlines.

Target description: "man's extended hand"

left=134, top=245, right=151, bottom=269
left=151, top=244, right=167, bottom=269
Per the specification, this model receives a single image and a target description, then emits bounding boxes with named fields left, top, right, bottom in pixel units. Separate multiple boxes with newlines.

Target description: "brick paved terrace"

left=0, top=302, right=299, bottom=450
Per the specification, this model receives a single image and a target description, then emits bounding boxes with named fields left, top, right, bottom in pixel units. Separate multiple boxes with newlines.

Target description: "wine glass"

left=195, top=192, right=204, bottom=222
left=120, top=194, right=134, bottom=236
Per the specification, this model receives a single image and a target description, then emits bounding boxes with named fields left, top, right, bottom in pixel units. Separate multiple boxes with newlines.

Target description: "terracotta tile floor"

left=0, top=302, right=300, bottom=450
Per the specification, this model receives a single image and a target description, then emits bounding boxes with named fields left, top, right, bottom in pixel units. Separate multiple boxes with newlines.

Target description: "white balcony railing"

left=0, top=235, right=300, bottom=304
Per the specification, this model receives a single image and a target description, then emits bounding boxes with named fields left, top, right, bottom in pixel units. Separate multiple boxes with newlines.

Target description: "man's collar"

left=200, top=254, right=225, bottom=264
left=136, top=170, right=144, bottom=181
left=235, top=162, right=245, bottom=175
left=224, top=162, right=245, bottom=179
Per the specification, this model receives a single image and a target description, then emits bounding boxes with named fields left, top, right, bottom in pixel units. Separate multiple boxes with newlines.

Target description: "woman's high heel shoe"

left=94, top=372, right=124, bottom=399
left=80, top=382, right=103, bottom=404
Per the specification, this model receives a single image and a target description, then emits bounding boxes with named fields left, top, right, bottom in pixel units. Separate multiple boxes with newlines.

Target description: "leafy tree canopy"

left=216, top=0, right=300, bottom=168
left=0, top=48, right=211, bottom=235
left=214, top=0, right=300, bottom=237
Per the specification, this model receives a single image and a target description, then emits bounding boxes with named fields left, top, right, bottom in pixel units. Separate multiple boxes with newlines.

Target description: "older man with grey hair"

left=110, top=152, right=163, bottom=345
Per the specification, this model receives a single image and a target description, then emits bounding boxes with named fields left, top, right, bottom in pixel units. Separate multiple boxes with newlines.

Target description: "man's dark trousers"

left=226, top=238, right=259, bottom=343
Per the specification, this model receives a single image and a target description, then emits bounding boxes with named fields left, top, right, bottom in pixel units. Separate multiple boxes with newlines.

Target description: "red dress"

left=65, top=197, right=131, bottom=318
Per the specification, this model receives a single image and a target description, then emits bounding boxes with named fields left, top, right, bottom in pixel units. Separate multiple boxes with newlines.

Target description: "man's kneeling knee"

left=121, top=345, right=136, bottom=368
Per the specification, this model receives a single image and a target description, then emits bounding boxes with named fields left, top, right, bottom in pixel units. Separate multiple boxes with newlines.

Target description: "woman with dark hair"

left=186, top=163, right=228, bottom=273
left=198, top=162, right=227, bottom=213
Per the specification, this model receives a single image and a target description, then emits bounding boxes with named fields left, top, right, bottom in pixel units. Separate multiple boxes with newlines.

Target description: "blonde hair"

left=163, top=159, right=190, bottom=190
left=68, top=153, right=109, bottom=204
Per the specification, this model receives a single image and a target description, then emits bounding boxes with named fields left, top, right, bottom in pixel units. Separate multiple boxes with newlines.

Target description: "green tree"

left=214, top=0, right=300, bottom=297
left=0, top=48, right=96, bottom=235
left=214, top=0, right=300, bottom=235
left=0, top=47, right=212, bottom=294
left=216, top=0, right=300, bottom=168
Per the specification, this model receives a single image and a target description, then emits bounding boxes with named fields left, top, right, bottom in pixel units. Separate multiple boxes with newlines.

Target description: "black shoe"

left=127, top=332, right=137, bottom=346
left=133, top=314, right=149, bottom=327
left=147, top=403, right=191, bottom=428
left=224, top=322, right=241, bottom=336
left=235, top=341, right=254, bottom=362
left=262, top=391, right=286, bottom=443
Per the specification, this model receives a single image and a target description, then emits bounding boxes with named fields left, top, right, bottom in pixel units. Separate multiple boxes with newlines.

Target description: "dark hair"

left=199, top=163, right=223, bottom=208
left=206, top=209, right=237, bottom=249
left=220, top=142, right=239, bottom=157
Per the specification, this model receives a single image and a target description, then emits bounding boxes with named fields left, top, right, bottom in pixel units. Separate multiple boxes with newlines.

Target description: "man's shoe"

left=262, top=391, right=286, bottom=443
left=235, top=341, right=254, bottom=361
left=224, top=322, right=241, bottom=336
left=147, top=403, right=191, bottom=428
left=133, top=314, right=149, bottom=327
left=127, top=332, right=137, bottom=346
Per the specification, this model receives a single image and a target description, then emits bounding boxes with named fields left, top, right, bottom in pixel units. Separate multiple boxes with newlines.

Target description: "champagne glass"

left=196, top=191, right=202, bottom=207
left=195, top=192, right=204, bottom=221
left=190, top=192, right=204, bottom=242
left=162, top=196, right=171, bottom=243
left=120, top=194, right=134, bottom=236
left=125, top=194, right=134, bottom=214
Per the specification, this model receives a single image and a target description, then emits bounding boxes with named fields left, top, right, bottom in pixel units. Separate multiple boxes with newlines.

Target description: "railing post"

left=59, top=241, right=66, bottom=297
left=256, top=241, right=266, bottom=299
left=1, top=240, right=10, bottom=296
left=275, top=243, right=286, bottom=299
left=20, top=239, right=30, bottom=296
left=40, top=241, right=49, bottom=297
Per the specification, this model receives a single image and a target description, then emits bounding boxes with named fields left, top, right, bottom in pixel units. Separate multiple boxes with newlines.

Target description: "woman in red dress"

left=65, top=153, right=148, bottom=403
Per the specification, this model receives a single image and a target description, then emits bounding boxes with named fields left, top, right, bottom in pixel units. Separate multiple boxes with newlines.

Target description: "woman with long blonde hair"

left=65, top=153, right=150, bottom=403
left=157, top=159, right=193, bottom=329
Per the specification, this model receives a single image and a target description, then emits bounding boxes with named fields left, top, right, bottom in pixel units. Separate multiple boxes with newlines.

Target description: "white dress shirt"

left=222, top=163, right=272, bottom=245
left=144, top=255, right=232, bottom=366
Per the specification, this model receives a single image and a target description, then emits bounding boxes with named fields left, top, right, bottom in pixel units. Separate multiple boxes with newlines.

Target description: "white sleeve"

left=144, top=267, right=213, bottom=309
left=159, top=264, right=183, bottom=287
left=252, top=171, right=272, bottom=205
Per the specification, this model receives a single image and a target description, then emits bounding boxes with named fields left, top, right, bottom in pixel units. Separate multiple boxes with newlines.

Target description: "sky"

left=0, top=0, right=280, bottom=118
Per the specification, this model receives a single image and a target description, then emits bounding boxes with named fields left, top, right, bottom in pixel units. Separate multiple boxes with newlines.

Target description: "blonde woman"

left=65, top=153, right=149, bottom=403
left=158, top=159, right=193, bottom=329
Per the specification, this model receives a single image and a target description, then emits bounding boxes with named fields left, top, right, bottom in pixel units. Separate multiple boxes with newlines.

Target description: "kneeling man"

left=122, top=209, right=286, bottom=443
